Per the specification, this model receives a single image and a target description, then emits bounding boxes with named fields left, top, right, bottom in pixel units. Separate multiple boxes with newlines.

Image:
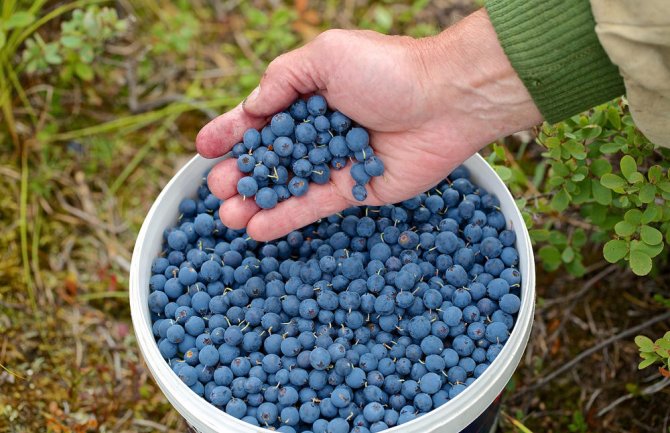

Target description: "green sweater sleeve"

left=485, top=0, right=625, bottom=123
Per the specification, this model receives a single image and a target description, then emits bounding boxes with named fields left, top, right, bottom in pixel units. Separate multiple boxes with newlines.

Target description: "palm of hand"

left=197, top=30, right=482, bottom=240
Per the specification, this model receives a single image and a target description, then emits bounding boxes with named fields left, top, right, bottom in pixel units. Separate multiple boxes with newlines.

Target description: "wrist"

left=413, top=9, right=543, bottom=149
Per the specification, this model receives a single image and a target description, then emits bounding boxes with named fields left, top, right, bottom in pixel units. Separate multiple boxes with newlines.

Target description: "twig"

left=55, top=190, right=127, bottom=234
left=537, top=265, right=618, bottom=362
left=526, top=310, right=670, bottom=391
left=133, top=419, right=169, bottom=432
left=597, top=378, right=670, bottom=416
left=539, top=264, right=617, bottom=309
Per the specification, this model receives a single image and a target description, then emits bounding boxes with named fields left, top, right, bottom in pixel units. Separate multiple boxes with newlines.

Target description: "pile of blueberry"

left=234, top=95, right=385, bottom=209
left=148, top=166, right=522, bottom=433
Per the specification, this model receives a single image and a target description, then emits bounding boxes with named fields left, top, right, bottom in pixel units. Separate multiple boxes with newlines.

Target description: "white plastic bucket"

left=130, top=153, right=536, bottom=433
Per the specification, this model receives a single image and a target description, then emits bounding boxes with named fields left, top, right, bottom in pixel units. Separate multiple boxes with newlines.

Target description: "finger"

left=245, top=179, right=353, bottom=242
left=207, top=158, right=244, bottom=200
left=195, top=103, right=269, bottom=159
left=218, top=195, right=260, bottom=230
left=242, top=43, right=323, bottom=118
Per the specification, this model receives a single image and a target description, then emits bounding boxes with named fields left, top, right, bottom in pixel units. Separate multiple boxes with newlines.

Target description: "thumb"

left=243, top=43, right=324, bottom=117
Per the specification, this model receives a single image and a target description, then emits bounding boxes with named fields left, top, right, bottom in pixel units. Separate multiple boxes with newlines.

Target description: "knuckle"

left=264, top=55, right=287, bottom=78
left=315, top=29, right=346, bottom=46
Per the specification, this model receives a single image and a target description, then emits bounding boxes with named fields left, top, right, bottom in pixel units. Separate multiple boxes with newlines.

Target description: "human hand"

left=196, top=9, right=542, bottom=241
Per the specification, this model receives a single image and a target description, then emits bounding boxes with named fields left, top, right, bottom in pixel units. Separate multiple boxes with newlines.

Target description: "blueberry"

left=307, top=95, right=327, bottom=116
left=289, top=177, right=309, bottom=197
left=296, top=122, right=318, bottom=143
left=167, top=230, right=188, bottom=251
left=499, top=293, right=521, bottom=314
left=148, top=291, right=169, bottom=313
left=330, top=111, right=351, bottom=133
left=237, top=154, right=256, bottom=173
left=346, top=128, right=369, bottom=152
left=270, top=112, right=295, bottom=137
left=223, top=397, right=246, bottom=419
left=243, top=128, right=261, bottom=151
left=289, top=99, right=309, bottom=120
left=364, top=156, right=384, bottom=177
left=350, top=163, right=371, bottom=185
left=352, top=185, right=368, bottom=202
left=485, top=321, right=509, bottom=343
left=255, top=187, right=279, bottom=209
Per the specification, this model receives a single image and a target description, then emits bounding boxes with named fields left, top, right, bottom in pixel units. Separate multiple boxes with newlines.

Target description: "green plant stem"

left=2, top=0, right=16, bottom=20
left=31, top=202, right=42, bottom=291
left=5, top=61, right=38, bottom=124
left=109, top=114, right=177, bottom=195
left=20, top=145, right=36, bottom=312
left=48, top=96, right=239, bottom=142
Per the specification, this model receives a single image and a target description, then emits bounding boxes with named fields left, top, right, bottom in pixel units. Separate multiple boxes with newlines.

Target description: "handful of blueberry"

left=234, top=95, right=385, bottom=209
left=148, top=166, right=522, bottom=433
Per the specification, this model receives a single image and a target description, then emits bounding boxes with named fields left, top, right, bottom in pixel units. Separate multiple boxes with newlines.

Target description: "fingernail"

left=244, top=85, right=261, bottom=107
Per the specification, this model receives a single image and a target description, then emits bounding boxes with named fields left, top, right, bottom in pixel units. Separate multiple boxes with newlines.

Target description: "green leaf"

left=629, top=250, right=652, bottom=276
left=572, top=229, right=587, bottom=248
left=654, top=346, right=669, bottom=357
left=565, top=259, right=586, bottom=277
left=530, top=229, right=550, bottom=242
left=590, top=159, right=612, bottom=177
left=3, top=12, right=35, bottom=30
left=44, top=50, right=62, bottom=65
left=60, top=35, right=82, bottom=49
left=624, top=209, right=643, bottom=225
left=648, top=165, right=663, bottom=183
left=552, top=162, right=570, bottom=177
left=635, top=335, right=655, bottom=351
left=544, top=136, right=561, bottom=149
left=638, top=184, right=656, bottom=203
left=657, top=181, right=670, bottom=193
left=607, top=106, right=621, bottom=129
left=620, top=155, right=637, bottom=181
left=603, top=239, right=628, bottom=263
left=374, top=6, right=393, bottom=31
left=549, top=231, right=568, bottom=247
left=0, top=31, right=5, bottom=50
left=75, top=62, right=94, bottom=81
left=581, top=125, right=602, bottom=140
left=641, top=206, right=658, bottom=224
left=539, top=245, right=562, bottom=266
left=591, top=179, right=612, bottom=205
left=628, top=172, right=645, bottom=184
left=563, top=140, right=586, bottom=159
left=639, top=356, right=659, bottom=370
left=601, top=173, right=626, bottom=190
left=547, top=176, right=565, bottom=187
left=614, top=221, right=636, bottom=237
left=493, top=144, right=506, bottom=160
left=630, top=239, right=664, bottom=258
left=561, top=246, right=575, bottom=263
left=640, top=225, right=663, bottom=245
left=600, top=141, right=624, bottom=154
left=493, top=165, right=512, bottom=181
left=551, top=188, right=570, bottom=212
